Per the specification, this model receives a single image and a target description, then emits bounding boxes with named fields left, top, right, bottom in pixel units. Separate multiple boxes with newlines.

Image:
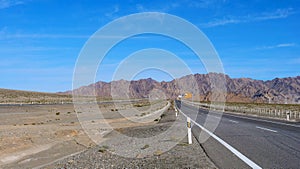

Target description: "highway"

left=176, top=100, right=300, bottom=169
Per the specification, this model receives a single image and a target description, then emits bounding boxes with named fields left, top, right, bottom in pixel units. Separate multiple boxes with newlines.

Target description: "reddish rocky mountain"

left=68, top=73, right=300, bottom=104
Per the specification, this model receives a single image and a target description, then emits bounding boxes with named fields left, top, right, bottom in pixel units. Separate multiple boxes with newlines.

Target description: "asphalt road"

left=176, top=100, right=300, bottom=169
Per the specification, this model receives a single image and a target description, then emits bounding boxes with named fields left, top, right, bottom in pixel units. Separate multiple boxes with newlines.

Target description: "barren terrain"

left=0, top=100, right=167, bottom=168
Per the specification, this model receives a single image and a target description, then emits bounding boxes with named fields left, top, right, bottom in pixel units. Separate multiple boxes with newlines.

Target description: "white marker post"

left=174, top=105, right=178, bottom=117
left=187, top=117, right=192, bottom=144
left=287, top=111, right=290, bottom=121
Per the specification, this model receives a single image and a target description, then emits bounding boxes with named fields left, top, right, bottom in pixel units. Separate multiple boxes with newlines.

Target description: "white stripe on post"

left=187, top=117, right=192, bottom=144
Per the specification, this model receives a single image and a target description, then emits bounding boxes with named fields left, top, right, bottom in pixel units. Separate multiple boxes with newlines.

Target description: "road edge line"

left=176, top=104, right=262, bottom=169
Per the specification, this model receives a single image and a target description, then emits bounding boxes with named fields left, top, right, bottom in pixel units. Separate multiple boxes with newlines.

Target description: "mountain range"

left=68, top=73, right=300, bottom=104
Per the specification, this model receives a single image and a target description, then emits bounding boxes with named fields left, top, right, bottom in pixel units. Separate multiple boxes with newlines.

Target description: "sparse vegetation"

left=154, top=150, right=163, bottom=156
left=133, top=101, right=151, bottom=107
left=178, top=142, right=189, bottom=146
left=98, top=145, right=109, bottom=153
left=134, top=104, right=144, bottom=107
left=140, top=112, right=148, bottom=117
left=141, top=144, right=150, bottom=150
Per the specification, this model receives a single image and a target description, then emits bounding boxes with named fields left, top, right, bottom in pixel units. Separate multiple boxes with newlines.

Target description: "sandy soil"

left=0, top=101, right=167, bottom=168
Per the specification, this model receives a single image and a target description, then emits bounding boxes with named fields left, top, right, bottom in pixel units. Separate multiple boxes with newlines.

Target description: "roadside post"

left=287, top=111, right=290, bottom=121
left=187, top=117, right=192, bottom=144
left=174, top=100, right=179, bottom=117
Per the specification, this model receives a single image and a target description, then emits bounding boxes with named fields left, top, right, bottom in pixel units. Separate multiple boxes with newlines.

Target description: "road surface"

left=176, top=100, right=300, bottom=169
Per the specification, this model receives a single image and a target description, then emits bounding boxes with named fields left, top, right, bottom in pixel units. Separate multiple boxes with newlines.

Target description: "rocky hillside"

left=69, top=73, right=300, bottom=104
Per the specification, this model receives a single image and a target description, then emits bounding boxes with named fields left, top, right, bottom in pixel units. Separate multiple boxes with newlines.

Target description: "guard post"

left=187, top=117, right=192, bottom=144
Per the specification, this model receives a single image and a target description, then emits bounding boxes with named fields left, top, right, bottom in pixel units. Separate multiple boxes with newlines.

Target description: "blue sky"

left=0, top=0, right=299, bottom=92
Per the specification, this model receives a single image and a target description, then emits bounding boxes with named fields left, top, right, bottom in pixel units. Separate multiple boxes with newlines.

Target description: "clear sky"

left=0, top=0, right=299, bottom=92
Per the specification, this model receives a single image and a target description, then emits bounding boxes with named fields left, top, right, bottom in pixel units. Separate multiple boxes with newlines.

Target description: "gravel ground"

left=44, top=109, right=217, bottom=169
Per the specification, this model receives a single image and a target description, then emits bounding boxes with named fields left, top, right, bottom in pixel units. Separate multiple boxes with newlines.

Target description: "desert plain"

left=0, top=99, right=167, bottom=168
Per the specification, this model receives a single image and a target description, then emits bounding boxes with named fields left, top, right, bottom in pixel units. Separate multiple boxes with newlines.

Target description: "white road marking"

left=256, top=126, right=277, bottom=133
left=224, top=113, right=300, bottom=128
left=177, top=106, right=262, bottom=169
left=229, top=120, right=239, bottom=123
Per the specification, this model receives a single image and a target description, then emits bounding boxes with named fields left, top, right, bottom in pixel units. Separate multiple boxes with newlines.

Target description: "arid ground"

left=0, top=100, right=168, bottom=168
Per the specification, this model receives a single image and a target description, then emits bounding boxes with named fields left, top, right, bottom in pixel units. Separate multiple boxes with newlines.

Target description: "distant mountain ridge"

left=68, top=73, right=300, bottom=104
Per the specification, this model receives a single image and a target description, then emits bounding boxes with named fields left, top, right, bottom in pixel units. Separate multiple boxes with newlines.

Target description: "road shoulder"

left=44, top=110, right=217, bottom=168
